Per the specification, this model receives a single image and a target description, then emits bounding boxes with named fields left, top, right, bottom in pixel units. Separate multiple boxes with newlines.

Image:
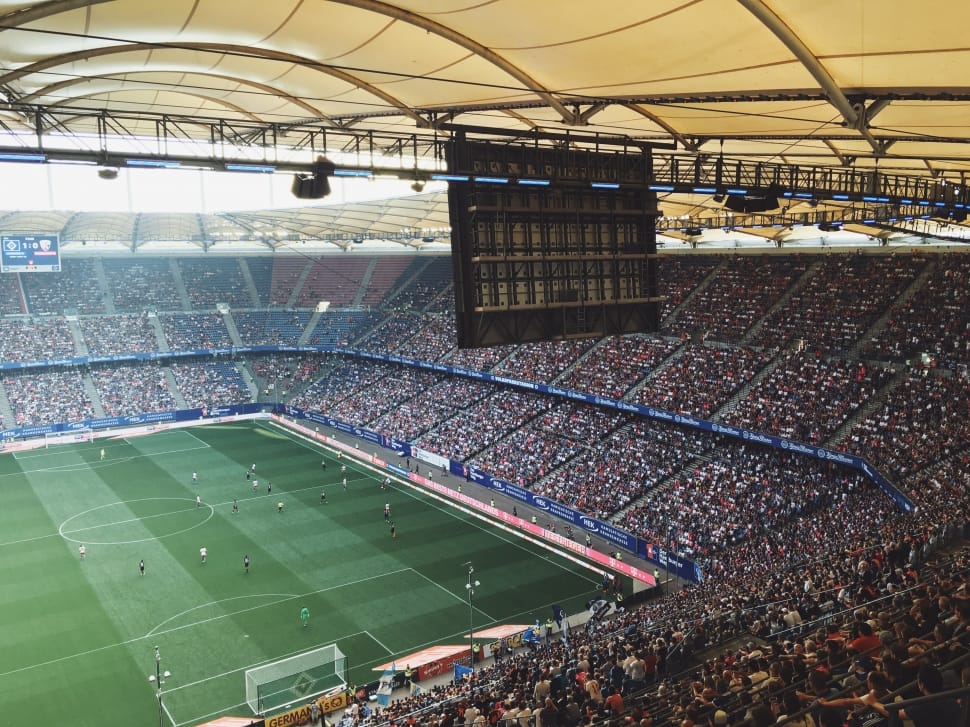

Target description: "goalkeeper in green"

left=300, top=606, right=310, bottom=627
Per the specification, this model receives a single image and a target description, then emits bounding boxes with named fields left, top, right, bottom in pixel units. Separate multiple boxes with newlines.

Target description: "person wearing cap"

left=845, top=654, right=876, bottom=687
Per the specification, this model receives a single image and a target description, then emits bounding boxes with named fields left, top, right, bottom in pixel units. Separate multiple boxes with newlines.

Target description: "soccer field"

left=0, top=422, right=601, bottom=726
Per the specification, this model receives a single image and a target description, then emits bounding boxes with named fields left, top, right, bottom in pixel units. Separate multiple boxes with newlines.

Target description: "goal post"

left=245, top=643, right=347, bottom=715
left=44, top=428, right=94, bottom=447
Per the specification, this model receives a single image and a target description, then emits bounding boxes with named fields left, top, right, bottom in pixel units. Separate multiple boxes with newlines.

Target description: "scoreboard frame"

left=0, top=234, right=61, bottom=273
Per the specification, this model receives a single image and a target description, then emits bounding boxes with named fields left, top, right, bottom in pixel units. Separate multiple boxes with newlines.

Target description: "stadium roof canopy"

left=1, top=0, right=970, bottom=251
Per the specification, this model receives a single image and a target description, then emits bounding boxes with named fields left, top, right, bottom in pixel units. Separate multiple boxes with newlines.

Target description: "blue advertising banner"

left=0, top=403, right=261, bottom=441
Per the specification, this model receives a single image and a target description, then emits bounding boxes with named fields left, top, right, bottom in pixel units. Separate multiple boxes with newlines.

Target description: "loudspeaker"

left=724, top=193, right=779, bottom=214
left=291, top=157, right=335, bottom=199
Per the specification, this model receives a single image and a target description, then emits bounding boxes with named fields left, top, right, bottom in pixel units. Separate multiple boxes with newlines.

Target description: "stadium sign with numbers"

left=1, top=234, right=61, bottom=272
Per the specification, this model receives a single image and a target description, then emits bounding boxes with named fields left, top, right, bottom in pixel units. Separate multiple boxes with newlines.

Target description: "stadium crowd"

left=722, top=352, right=894, bottom=444
left=631, top=345, right=771, bottom=419
left=1, top=252, right=970, bottom=726
left=0, top=317, right=76, bottom=362
left=862, top=255, right=970, bottom=369
left=491, top=340, right=597, bottom=386
left=664, top=256, right=803, bottom=341
left=3, top=369, right=95, bottom=425
left=468, top=403, right=628, bottom=489
left=535, top=421, right=712, bottom=521
left=752, top=254, right=927, bottom=355
left=344, top=514, right=970, bottom=727
left=553, top=337, right=676, bottom=398
left=80, top=314, right=159, bottom=356
left=159, top=313, right=233, bottom=350
left=89, top=363, right=177, bottom=416
left=168, top=361, right=250, bottom=408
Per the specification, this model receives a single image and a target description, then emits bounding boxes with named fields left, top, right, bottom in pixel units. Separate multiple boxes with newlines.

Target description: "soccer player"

left=99, top=448, right=105, bottom=461
left=384, top=503, right=391, bottom=521
left=390, top=521, right=396, bottom=539
left=321, top=459, right=327, bottom=470
left=192, top=471, right=197, bottom=483
left=277, top=501, right=284, bottom=513
left=139, top=559, right=145, bottom=576
left=320, top=490, right=328, bottom=504
left=243, top=554, right=250, bottom=574
left=340, top=464, right=346, bottom=475
left=267, top=481, right=272, bottom=494
left=79, top=544, right=86, bottom=559
left=196, top=495, right=202, bottom=508
left=250, top=463, right=256, bottom=474
left=300, top=606, right=310, bottom=627
left=200, top=546, right=207, bottom=563
left=252, top=479, right=258, bottom=493
left=342, top=477, right=347, bottom=491
left=232, top=499, right=239, bottom=514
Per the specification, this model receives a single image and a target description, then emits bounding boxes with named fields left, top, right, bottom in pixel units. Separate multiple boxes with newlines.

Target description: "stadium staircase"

left=168, top=259, right=193, bottom=310
left=298, top=311, right=323, bottom=345
left=0, top=384, right=15, bottom=429
left=91, top=258, right=117, bottom=314
left=223, top=311, right=243, bottom=346
left=353, top=259, right=378, bottom=306
left=81, top=373, right=106, bottom=419
left=236, top=361, right=259, bottom=401
left=285, top=263, right=314, bottom=308
left=163, top=367, right=188, bottom=409
left=619, top=337, right=688, bottom=401
left=658, top=257, right=726, bottom=330
left=847, top=256, right=938, bottom=360
left=379, top=257, right=436, bottom=309
left=64, top=314, right=88, bottom=356
left=147, top=313, right=169, bottom=351
left=711, top=345, right=787, bottom=420
left=742, top=258, right=823, bottom=345
left=825, top=366, right=908, bottom=451
left=237, top=259, right=262, bottom=307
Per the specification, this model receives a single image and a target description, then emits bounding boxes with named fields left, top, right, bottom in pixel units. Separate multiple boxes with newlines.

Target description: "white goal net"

left=245, top=643, right=347, bottom=715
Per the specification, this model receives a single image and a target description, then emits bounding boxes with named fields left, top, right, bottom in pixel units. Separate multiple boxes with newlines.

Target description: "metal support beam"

left=737, top=0, right=884, bottom=155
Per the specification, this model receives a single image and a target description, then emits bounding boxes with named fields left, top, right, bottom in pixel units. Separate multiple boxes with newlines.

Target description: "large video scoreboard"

left=1, top=234, right=61, bottom=273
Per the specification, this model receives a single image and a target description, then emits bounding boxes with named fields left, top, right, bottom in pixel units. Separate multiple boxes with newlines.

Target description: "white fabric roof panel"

left=0, top=0, right=969, bottom=246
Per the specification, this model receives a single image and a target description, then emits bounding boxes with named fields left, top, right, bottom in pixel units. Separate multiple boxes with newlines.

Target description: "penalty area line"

left=365, top=630, right=394, bottom=655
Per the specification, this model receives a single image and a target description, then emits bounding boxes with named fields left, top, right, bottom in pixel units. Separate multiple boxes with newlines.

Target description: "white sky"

left=0, top=162, right=425, bottom=213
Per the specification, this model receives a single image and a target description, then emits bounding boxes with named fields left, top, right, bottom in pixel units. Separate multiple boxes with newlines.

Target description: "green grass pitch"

left=0, top=423, right=601, bottom=726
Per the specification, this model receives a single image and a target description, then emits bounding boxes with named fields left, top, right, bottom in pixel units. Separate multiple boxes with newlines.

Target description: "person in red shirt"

left=849, top=622, right=882, bottom=655
left=605, top=687, right=624, bottom=715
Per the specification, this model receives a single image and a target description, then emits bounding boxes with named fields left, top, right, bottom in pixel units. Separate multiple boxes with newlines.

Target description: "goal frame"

left=244, top=643, right=347, bottom=715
